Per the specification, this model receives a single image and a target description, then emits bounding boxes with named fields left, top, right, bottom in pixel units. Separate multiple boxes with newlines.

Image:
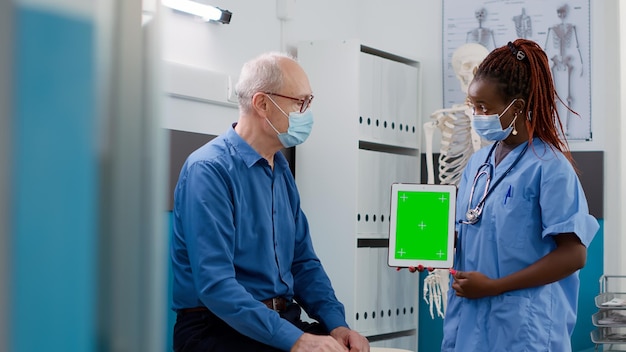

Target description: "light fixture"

left=162, top=0, right=232, bottom=24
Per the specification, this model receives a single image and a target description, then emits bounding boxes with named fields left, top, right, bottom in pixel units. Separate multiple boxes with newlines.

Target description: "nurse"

left=442, top=39, right=599, bottom=351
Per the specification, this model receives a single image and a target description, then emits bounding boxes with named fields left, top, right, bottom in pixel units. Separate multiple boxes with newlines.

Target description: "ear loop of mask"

left=264, top=95, right=288, bottom=135
left=501, top=99, right=518, bottom=136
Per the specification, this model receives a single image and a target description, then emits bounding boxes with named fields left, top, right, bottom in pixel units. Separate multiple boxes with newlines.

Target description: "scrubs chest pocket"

left=488, top=184, right=534, bottom=249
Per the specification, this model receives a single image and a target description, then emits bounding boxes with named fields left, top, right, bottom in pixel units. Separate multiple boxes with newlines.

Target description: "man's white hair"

left=235, top=52, right=296, bottom=113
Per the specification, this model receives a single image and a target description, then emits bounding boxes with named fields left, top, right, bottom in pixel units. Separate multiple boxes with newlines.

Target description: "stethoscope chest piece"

left=465, top=209, right=481, bottom=224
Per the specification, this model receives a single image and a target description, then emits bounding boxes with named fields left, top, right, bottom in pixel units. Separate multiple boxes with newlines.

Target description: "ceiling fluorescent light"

left=162, top=0, right=232, bottom=24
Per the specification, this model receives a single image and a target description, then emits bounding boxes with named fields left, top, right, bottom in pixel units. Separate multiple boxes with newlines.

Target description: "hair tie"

left=507, top=41, right=526, bottom=61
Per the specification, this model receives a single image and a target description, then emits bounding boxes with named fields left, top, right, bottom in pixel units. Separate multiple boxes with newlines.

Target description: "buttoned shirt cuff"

left=322, top=313, right=350, bottom=333
left=269, top=320, right=305, bottom=351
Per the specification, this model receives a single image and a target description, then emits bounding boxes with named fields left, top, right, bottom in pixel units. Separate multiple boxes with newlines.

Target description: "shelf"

left=596, top=293, right=626, bottom=309
left=591, top=328, right=626, bottom=344
left=593, top=310, right=626, bottom=327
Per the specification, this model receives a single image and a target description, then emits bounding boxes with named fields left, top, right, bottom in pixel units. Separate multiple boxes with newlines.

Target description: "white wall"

left=161, top=1, right=282, bottom=134
left=161, top=0, right=428, bottom=135
left=161, top=0, right=624, bottom=274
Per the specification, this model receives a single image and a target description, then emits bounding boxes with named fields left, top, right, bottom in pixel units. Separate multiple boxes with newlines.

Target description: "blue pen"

left=504, top=185, right=512, bottom=204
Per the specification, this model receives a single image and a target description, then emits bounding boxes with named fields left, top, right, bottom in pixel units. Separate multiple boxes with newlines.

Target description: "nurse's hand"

left=396, top=265, right=433, bottom=273
left=451, top=271, right=500, bottom=299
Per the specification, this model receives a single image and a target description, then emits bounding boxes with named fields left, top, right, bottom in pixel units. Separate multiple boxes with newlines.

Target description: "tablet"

left=387, top=183, right=456, bottom=269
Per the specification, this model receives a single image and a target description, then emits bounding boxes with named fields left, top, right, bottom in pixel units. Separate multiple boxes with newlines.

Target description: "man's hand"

left=290, top=333, right=348, bottom=352
left=330, top=326, right=370, bottom=352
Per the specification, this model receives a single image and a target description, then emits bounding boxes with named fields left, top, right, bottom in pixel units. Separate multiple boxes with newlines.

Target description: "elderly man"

left=171, top=52, right=370, bottom=352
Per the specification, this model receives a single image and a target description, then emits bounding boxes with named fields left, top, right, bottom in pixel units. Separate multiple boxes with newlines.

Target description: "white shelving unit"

left=296, top=40, right=422, bottom=349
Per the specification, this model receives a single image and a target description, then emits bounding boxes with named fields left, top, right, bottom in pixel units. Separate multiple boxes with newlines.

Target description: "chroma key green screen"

left=393, top=191, right=452, bottom=261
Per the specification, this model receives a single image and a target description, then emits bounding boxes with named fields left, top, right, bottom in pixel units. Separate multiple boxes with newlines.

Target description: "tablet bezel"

left=387, top=183, right=456, bottom=269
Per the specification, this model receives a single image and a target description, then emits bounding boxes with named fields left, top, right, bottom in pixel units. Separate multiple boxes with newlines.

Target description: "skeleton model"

left=466, top=7, right=496, bottom=50
left=513, top=8, right=533, bottom=39
left=422, top=43, right=490, bottom=319
left=544, top=3, right=583, bottom=136
left=425, top=43, right=490, bottom=186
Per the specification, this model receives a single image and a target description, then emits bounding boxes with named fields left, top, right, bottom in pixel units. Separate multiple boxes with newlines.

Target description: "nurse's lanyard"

left=460, top=141, right=529, bottom=224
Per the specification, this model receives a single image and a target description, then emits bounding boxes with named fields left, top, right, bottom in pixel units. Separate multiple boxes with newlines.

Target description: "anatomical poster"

left=442, top=0, right=592, bottom=141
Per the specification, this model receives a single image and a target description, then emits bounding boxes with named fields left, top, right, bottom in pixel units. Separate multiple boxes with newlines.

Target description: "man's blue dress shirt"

left=171, top=125, right=348, bottom=351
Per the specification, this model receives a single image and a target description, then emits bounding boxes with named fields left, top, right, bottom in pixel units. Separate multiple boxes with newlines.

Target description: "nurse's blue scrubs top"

left=442, top=138, right=599, bottom=352
left=171, top=125, right=348, bottom=351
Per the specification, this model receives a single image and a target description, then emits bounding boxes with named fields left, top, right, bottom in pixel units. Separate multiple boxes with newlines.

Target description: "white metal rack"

left=592, top=275, right=626, bottom=351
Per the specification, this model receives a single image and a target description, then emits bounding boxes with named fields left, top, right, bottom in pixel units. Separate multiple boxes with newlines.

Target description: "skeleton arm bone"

left=431, top=104, right=469, bottom=118
left=423, top=121, right=437, bottom=185
left=544, top=28, right=552, bottom=49
left=573, top=26, right=583, bottom=76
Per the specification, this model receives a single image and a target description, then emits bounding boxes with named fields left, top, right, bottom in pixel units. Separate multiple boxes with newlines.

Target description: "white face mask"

left=470, top=99, right=518, bottom=141
left=265, top=95, right=314, bottom=148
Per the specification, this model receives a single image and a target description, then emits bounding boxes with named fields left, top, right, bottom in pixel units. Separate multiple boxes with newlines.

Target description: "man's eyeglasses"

left=264, top=92, right=314, bottom=113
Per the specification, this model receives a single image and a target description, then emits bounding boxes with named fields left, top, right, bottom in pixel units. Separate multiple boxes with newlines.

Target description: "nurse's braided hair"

left=473, top=38, right=575, bottom=167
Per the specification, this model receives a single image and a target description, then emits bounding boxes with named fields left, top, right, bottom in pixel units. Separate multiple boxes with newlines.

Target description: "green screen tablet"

left=387, top=183, right=456, bottom=269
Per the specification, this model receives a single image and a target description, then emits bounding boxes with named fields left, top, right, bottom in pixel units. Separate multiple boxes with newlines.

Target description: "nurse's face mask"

left=471, top=99, right=518, bottom=141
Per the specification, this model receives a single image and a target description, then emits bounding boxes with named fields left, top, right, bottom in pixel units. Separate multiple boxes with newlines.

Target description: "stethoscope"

left=460, top=141, right=529, bottom=225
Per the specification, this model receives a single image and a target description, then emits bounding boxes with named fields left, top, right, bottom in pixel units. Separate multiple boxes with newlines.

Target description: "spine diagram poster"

left=442, top=0, right=592, bottom=141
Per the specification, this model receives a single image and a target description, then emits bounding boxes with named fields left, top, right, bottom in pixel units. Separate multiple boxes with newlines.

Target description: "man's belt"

left=180, top=297, right=289, bottom=314
left=261, top=297, right=289, bottom=312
